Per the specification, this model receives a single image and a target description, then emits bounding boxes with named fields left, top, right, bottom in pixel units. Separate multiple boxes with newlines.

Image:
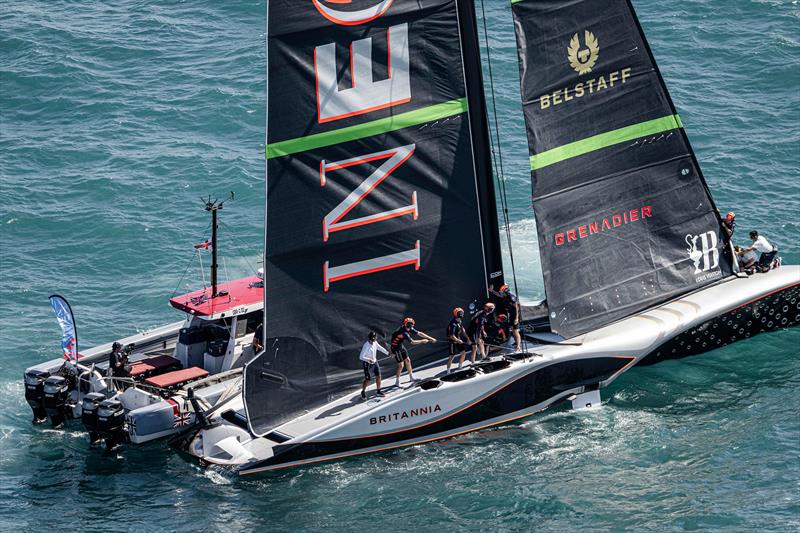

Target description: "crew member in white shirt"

left=746, top=230, right=778, bottom=270
left=359, top=331, right=387, bottom=400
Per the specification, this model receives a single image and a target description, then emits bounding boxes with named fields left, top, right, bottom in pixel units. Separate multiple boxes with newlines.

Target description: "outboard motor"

left=24, top=369, right=50, bottom=424
left=43, top=375, right=70, bottom=428
left=81, top=392, right=106, bottom=446
left=96, top=399, right=126, bottom=451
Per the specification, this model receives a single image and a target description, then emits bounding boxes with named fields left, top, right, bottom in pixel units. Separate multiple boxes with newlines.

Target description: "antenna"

left=203, top=192, right=235, bottom=298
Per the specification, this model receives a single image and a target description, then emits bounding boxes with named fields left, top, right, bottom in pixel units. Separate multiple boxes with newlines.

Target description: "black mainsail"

left=245, top=0, right=502, bottom=435
left=512, top=0, right=732, bottom=339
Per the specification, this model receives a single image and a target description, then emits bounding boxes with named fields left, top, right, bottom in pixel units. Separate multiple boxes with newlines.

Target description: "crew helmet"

left=484, top=302, right=496, bottom=313
left=112, top=341, right=123, bottom=351
left=403, top=317, right=415, bottom=328
left=368, top=331, right=377, bottom=341
left=499, top=283, right=510, bottom=293
left=750, top=230, right=758, bottom=239
left=497, top=313, right=508, bottom=323
left=453, top=307, right=464, bottom=318
left=726, top=211, right=735, bottom=221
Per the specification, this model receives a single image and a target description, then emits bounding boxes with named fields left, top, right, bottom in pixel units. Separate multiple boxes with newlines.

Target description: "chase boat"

left=24, top=200, right=264, bottom=450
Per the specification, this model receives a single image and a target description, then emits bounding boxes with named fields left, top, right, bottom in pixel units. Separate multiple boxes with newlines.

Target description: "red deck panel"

left=169, top=275, right=264, bottom=317
left=144, top=367, right=209, bottom=388
left=129, top=355, right=181, bottom=377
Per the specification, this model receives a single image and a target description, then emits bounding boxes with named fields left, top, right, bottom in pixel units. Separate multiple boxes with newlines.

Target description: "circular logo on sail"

left=312, top=0, right=394, bottom=26
left=568, top=30, right=599, bottom=75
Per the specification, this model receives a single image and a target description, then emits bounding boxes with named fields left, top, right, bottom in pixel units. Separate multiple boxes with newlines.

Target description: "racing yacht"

left=178, top=0, right=799, bottom=475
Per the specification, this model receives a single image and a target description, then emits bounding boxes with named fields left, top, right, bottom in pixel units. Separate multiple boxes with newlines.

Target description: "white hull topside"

left=183, top=267, right=799, bottom=474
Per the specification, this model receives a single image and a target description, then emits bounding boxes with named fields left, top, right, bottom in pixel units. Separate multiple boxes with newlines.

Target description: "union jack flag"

left=173, top=412, right=193, bottom=428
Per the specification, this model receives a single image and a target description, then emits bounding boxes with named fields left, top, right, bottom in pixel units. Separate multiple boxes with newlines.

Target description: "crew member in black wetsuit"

left=720, top=212, right=736, bottom=243
left=467, top=302, right=494, bottom=363
left=489, top=283, right=521, bottom=349
left=720, top=211, right=736, bottom=267
left=390, top=317, right=436, bottom=388
left=446, top=307, right=470, bottom=374
left=108, top=342, right=130, bottom=390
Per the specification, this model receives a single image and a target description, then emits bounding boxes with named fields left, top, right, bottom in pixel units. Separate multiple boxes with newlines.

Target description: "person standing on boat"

left=746, top=231, right=778, bottom=271
left=489, top=283, right=522, bottom=349
left=720, top=212, right=736, bottom=243
left=108, top=342, right=130, bottom=390
left=251, top=322, right=263, bottom=352
left=467, top=302, right=495, bottom=363
left=446, top=308, right=470, bottom=374
left=359, top=331, right=387, bottom=400
left=390, top=317, right=435, bottom=388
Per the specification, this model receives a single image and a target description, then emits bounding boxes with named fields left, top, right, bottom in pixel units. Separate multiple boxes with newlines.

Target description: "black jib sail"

left=511, top=0, right=731, bottom=339
left=245, top=0, right=502, bottom=435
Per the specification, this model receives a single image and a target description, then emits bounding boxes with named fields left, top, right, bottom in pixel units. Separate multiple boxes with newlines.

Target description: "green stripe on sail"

left=266, top=98, right=468, bottom=160
left=529, top=114, right=683, bottom=171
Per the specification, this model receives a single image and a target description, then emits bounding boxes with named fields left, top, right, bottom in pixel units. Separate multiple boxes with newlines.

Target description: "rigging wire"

left=477, top=0, right=520, bottom=298
left=219, top=220, right=259, bottom=274
left=170, top=221, right=212, bottom=298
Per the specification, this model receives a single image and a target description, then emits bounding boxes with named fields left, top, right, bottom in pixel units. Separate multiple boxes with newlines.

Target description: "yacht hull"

left=180, top=267, right=799, bottom=476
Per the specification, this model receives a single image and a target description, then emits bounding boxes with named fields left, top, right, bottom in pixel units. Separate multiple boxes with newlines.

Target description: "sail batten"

left=512, top=0, right=731, bottom=338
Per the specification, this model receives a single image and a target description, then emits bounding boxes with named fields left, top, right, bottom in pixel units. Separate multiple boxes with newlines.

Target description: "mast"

left=456, top=0, right=505, bottom=289
left=204, top=195, right=229, bottom=298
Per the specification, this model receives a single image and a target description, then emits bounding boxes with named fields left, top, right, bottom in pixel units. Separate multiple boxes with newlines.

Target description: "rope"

left=171, top=221, right=212, bottom=298
left=218, top=220, right=259, bottom=274
left=476, top=0, right=520, bottom=300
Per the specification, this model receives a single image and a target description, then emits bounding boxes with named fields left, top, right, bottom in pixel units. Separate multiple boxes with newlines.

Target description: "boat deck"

left=238, top=267, right=800, bottom=445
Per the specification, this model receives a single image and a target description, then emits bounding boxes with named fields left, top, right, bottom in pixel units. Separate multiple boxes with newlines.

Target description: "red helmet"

left=499, top=283, right=510, bottom=293
left=484, top=302, right=496, bottom=313
left=453, top=307, right=464, bottom=318
left=497, top=313, right=508, bottom=322
left=726, top=211, right=735, bottom=220
left=403, top=317, right=415, bottom=327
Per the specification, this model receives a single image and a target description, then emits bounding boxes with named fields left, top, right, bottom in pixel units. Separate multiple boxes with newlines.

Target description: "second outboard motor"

left=24, top=369, right=50, bottom=424
left=96, top=399, right=126, bottom=451
left=43, top=375, right=70, bottom=428
left=81, top=392, right=106, bottom=446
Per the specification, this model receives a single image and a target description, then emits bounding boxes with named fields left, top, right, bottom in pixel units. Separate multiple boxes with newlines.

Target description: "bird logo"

left=568, top=30, right=599, bottom=75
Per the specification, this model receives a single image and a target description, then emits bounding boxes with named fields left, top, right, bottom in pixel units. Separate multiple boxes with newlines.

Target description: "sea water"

left=1, top=1, right=798, bottom=531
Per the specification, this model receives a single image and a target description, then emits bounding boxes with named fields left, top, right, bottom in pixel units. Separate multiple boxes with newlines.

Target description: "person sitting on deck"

left=745, top=231, right=778, bottom=272
left=446, top=308, right=470, bottom=374
left=359, top=331, right=387, bottom=400
left=389, top=317, right=436, bottom=388
left=467, top=302, right=495, bottom=363
left=734, top=245, right=757, bottom=274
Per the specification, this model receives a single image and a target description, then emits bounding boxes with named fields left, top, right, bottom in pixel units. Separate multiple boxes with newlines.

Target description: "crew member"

left=734, top=245, right=757, bottom=273
left=251, top=322, right=264, bottom=352
left=359, top=331, right=387, bottom=400
left=721, top=212, right=736, bottom=243
left=489, top=283, right=522, bottom=349
left=108, top=342, right=130, bottom=391
left=390, top=317, right=436, bottom=388
left=745, top=231, right=778, bottom=271
left=467, top=302, right=495, bottom=363
left=446, top=308, right=470, bottom=374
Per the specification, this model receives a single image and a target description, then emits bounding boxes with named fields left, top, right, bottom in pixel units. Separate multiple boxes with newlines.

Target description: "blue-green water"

left=1, top=1, right=798, bottom=531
